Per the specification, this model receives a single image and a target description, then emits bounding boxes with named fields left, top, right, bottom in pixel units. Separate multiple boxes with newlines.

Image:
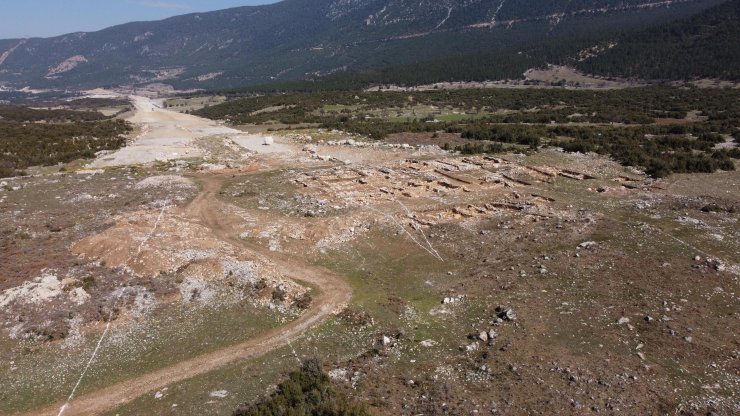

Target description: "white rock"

left=0, top=272, right=63, bottom=308
left=328, top=368, right=348, bottom=381
left=68, top=287, right=91, bottom=305
left=706, top=258, right=725, bottom=272
left=135, top=175, right=195, bottom=190
left=75, top=169, right=104, bottom=176
left=209, top=390, right=229, bottom=398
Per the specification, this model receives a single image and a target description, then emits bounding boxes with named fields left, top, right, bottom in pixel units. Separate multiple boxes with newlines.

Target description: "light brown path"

left=21, top=175, right=352, bottom=416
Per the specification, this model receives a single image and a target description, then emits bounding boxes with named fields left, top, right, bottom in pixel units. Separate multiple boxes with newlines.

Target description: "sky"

left=0, top=0, right=279, bottom=39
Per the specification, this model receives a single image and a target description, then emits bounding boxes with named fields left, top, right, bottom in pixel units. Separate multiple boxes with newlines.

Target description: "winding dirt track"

left=22, top=175, right=352, bottom=416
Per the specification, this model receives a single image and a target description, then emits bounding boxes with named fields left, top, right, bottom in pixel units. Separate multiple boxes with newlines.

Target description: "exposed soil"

left=20, top=175, right=352, bottom=416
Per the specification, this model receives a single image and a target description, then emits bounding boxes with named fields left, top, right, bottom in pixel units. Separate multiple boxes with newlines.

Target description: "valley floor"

left=0, top=96, right=737, bottom=415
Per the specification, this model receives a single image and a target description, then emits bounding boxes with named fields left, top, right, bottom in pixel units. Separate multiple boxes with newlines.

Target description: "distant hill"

left=0, top=0, right=733, bottom=90
left=576, top=0, right=740, bottom=80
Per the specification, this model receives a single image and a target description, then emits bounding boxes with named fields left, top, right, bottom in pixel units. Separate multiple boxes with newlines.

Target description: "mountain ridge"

left=0, top=0, right=731, bottom=90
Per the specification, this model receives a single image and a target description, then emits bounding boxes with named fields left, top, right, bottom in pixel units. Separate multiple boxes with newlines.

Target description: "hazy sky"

left=0, top=0, right=279, bottom=39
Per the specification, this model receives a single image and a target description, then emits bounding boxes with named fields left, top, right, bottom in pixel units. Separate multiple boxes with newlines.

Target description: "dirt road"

left=88, top=96, right=292, bottom=168
left=22, top=175, right=352, bottom=416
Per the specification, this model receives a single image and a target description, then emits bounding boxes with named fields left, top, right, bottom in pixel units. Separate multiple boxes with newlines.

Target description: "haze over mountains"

left=0, top=0, right=735, bottom=90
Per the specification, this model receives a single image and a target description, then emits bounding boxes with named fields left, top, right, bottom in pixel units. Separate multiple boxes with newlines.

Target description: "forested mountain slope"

left=576, top=0, right=740, bottom=80
left=0, top=0, right=731, bottom=90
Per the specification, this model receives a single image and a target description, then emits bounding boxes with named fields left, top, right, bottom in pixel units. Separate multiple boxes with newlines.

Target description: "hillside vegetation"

left=577, top=0, right=740, bottom=80
left=196, top=86, right=740, bottom=177
left=0, top=106, right=131, bottom=178
left=233, top=359, right=369, bottom=416
left=205, top=0, right=738, bottom=92
left=0, top=0, right=730, bottom=89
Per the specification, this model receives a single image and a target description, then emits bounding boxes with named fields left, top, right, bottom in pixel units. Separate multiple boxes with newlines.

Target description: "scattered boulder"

left=617, top=317, right=630, bottom=325
left=154, top=388, right=168, bottom=399
left=705, top=258, right=725, bottom=272
left=485, top=330, right=498, bottom=346
left=442, top=295, right=464, bottom=304
left=68, top=287, right=91, bottom=306
left=209, top=390, right=229, bottom=398
left=420, top=339, right=438, bottom=347
left=578, top=241, right=597, bottom=249
left=495, top=306, right=517, bottom=322
left=328, top=368, right=348, bottom=382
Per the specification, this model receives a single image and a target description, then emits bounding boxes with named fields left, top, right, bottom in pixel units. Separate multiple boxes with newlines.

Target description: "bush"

left=0, top=107, right=131, bottom=178
left=294, top=293, right=313, bottom=310
left=271, top=287, right=287, bottom=302
left=646, top=160, right=671, bottom=178
left=233, top=359, right=370, bottom=416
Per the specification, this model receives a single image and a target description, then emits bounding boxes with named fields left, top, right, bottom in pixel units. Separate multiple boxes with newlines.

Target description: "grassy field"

left=165, top=96, right=226, bottom=113
left=0, top=299, right=290, bottom=414
left=103, top=227, right=465, bottom=415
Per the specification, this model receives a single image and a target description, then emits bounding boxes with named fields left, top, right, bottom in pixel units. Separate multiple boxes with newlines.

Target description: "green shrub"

left=0, top=107, right=131, bottom=178
left=234, top=359, right=370, bottom=416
